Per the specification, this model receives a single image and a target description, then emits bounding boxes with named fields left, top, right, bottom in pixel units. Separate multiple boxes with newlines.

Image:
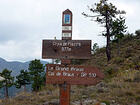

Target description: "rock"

left=38, top=91, right=46, bottom=96
left=96, top=82, right=108, bottom=88
left=83, top=99, right=94, bottom=104
left=72, top=99, right=98, bottom=105
left=97, top=88, right=104, bottom=93
left=47, top=91, right=53, bottom=95
left=70, top=90, right=75, bottom=94
left=100, top=103, right=106, bottom=105
left=96, top=82, right=109, bottom=93
left=71, top=101, right=80, bottom=105
left=42, top=101, right=49, bottom=105
left=43, top=99, right=59, bottom=105
left=112, top=100, right=115, bottom=103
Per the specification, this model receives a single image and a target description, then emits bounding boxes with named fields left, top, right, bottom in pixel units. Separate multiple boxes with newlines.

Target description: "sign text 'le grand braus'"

left=46, top=64, right=104, bottom=85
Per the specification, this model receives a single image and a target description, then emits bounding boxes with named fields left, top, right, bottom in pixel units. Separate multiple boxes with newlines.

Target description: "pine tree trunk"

left=5, top=86, right=8, bottom=98
left=117, top=39, right=120, bottom=55
left=105, top=11, right=111, bottom=61
left=24, top=85, right=26, bottom=92
left=37, top=85, right=39, bottom=91
left=106, top=35, right=111, bottom=61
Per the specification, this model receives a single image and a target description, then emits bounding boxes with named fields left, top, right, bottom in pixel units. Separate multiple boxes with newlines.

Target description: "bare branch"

left=82, top=12, right=102, bottom=17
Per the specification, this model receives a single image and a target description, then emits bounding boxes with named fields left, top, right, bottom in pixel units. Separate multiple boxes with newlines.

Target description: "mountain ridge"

left=0, top=57, right=48, bottom=76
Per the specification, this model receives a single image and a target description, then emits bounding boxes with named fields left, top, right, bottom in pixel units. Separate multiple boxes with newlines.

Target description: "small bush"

left=124, top=47, right=133, bottom=58
left=122, top=34, right=134, bottom=42
left=90, top=93, right=96, bottom=98
left=131, top=56, right=140, bottom=70
left=106, top=68, right=114, bottom=75
left=135, top=29, right=140, bottom=35
left=101, top=100, right=110, bottom=105
left=136, top=40, right=140, bottom=45
left=125, top=91, right=134, bottom=96
left=133, top=72, right=140, bottom=82
left=135, top=96, right=140, bottom=101
left=105, top=65, right=118, bottom=75
left=113, top=57, right=124, bottom=64
left=96, top=47, right=106, bottom=54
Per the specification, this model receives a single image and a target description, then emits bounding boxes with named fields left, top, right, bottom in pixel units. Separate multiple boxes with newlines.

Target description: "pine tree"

left=28, top=59, right=45, bottom=91
left=111, top=16, right=127, bottom=55
left=111, top=16, right=127, bottom=41
left=0, top=69, right=14, bottom=98
left=92, top=43, right=99, bottom=54
left=15, top=69, right=30, bottom=91
left=83, top=0, right=126, bottom=61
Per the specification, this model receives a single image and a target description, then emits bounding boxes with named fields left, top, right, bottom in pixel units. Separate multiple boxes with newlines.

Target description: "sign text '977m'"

left=42, top=40, right=91, bottom=59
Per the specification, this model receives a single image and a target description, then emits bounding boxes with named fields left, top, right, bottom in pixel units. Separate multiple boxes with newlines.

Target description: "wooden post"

left=60, top=59, right=71, bottom=105
left=60, top=83, right=70, bottom=105
left=60, top=9, right=72, bottom=105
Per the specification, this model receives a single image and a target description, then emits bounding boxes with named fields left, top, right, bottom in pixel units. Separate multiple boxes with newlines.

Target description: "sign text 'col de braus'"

left=46, top=64, right=104, bottom=85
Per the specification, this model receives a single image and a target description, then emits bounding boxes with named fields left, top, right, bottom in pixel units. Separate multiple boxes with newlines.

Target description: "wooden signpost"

left=42, top=9, right=104, bottom=105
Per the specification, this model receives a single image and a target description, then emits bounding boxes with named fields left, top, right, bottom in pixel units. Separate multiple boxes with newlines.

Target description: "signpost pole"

left=60, top=9, right=72, bottom=105
left=60, top=58, right=71, bottom=105
left=60, top=77, right=70, bottom=105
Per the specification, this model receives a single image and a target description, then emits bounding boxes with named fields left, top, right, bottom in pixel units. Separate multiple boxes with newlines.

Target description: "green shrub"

left=133, top=72, right=140, bottom=82
left=106, top=67, right=114, bottom=75
left=96, top=47, right=106, bottom=54
left=136, top=40, right=140, bottom=45
left=131, top=56, right=140, bottom=70
left=122, top=34, right=134, bottom=42
left=124, top=47, right=133, bottom=58
left=135, top=96, right=140, bottom=101
left=105, top=65, right=118, bottom=75
left=125, top=91, right=134, bottom=96
left=135, top=29, right=140, bottom=35
left=113, top=57, right=124, bottom=64
left=101, top=100, right=110, bottom=105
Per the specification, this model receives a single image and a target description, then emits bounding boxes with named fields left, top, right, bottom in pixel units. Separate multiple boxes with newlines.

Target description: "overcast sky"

left=0, top=0, right=140, bottom=62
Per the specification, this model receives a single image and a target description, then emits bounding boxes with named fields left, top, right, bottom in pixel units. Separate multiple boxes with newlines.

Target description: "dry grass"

left=0, top=85, right=59, bottom=105
left=0, top=78, right=139, bottom=105
left=95, top=70, right=140, bottom=105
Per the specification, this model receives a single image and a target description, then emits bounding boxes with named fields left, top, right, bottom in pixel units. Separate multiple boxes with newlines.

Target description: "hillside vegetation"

left=83, top=34, right=140, bottom=104
left=0, top=34, right=140, bottom=105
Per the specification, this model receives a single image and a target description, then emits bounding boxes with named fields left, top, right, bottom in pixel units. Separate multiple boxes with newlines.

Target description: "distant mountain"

left=0, top=57, right=48, bottom=76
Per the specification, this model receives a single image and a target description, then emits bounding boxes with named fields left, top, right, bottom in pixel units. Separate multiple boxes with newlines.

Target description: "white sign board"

left=62, top=26, right=72, bottom=31
left=62, top=33, right=71, bottom=37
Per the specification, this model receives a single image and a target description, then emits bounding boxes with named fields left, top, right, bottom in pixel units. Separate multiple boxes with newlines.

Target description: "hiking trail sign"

left=42, top=40, right=91, bottom=59
left=46, top=64, right=104, bottom=85
left=42, top=9, right=104, bottom=105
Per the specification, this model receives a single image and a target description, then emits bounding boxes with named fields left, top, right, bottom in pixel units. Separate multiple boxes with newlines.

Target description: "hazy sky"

left=0, top=0, right=140, bottom=62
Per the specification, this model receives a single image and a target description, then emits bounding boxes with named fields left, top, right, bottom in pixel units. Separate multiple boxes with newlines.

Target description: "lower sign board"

left=42, top=40, right=91, bottom=59
left=46, top=64, right=104, bottom=85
